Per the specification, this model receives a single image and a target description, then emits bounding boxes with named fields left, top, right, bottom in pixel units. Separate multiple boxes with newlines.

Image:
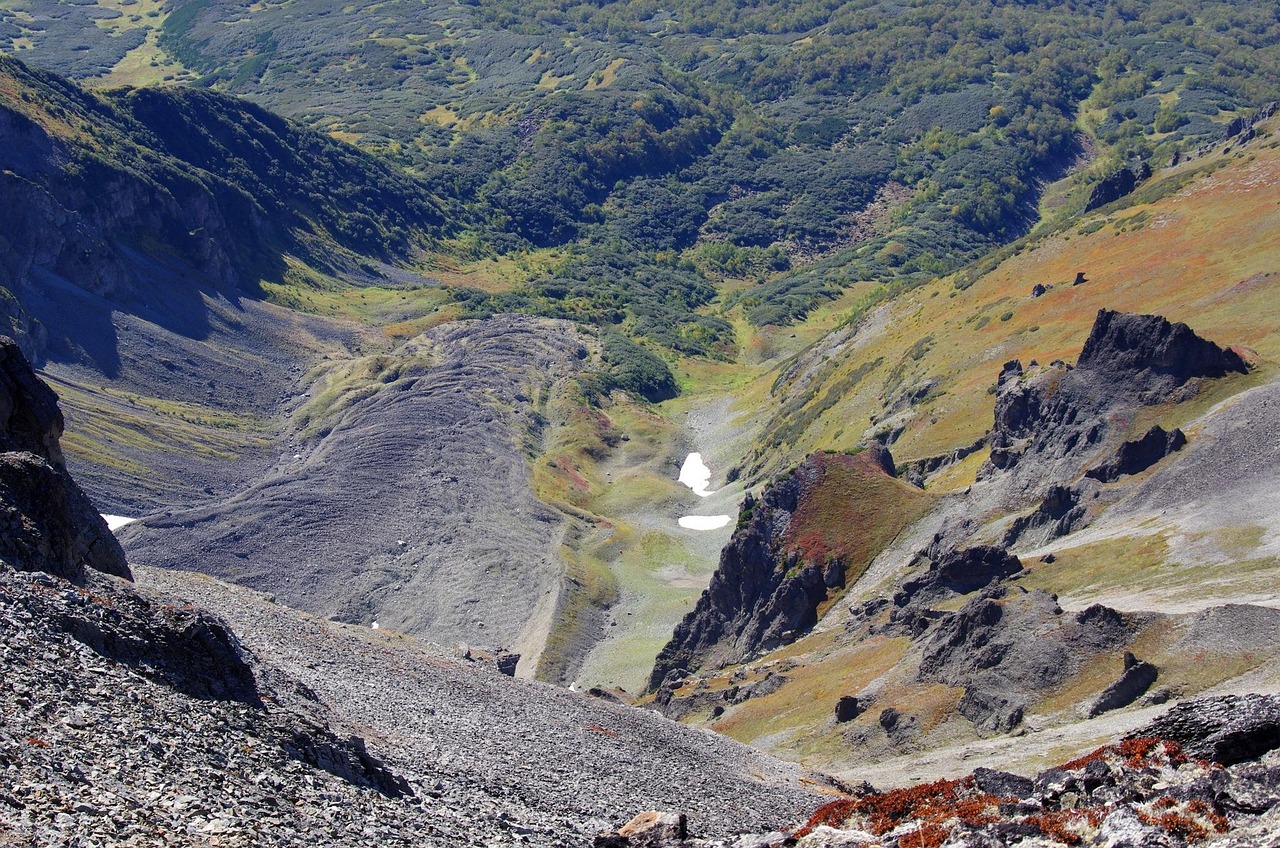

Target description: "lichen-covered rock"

left=1131, top=693, right=1280, bottom=766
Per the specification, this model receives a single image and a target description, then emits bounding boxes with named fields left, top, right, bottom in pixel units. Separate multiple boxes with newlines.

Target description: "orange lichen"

left=1138, top=798, right=1229, bottom=842
left=1023, top=808, right=1105, bottom=845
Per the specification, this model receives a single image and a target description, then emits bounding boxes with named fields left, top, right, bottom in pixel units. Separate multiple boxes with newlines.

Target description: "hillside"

left=646, top=111, right=1280, bottom=782
left=6, top=1, right=1280, bottom=352
left=4, top=0, right=1280, bottom=830
left=0, top=336, right=836, bottom=846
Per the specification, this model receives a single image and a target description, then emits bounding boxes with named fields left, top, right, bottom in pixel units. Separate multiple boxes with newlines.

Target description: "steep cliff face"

left=648, top=447, right=929, bottom=690
left=0, top=336, right=127, bottom=582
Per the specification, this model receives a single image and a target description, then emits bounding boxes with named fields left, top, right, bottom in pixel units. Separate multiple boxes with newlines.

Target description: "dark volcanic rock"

left=1077, top=309, right=1248, bottom=391
left=982, top=310, right=1246, bottom=495
left=648, top=453, right=888, bottom=691
left=894, top=545, right=1023, bottom=607
left=1132, top=693, right=1280, bottom=765
left=835, top=696, right=862, bottom=723
left=917, top=589, right=1142, bottom=731
left=1086, top=425, right=1187, bottom=483
left=1084, top=164, right=1149, bottom=212
left=1088, top=655, right=1158, bottom=717
left=0, top=336, right=128, bottom=582
left=1001, top=483, right=1088, bottom=547
left=958, top=687, right=1026, bottom=735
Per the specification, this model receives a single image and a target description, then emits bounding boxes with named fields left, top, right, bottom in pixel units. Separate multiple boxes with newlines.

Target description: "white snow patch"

left=678, top=515, right=731, bottom=531
left=678, top=452, right=715, bottom=497
left=101, top=515, right=137, bottom=531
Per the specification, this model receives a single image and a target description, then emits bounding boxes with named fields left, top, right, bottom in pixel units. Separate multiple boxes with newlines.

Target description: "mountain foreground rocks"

left=0, top=341, right=836, bottom=845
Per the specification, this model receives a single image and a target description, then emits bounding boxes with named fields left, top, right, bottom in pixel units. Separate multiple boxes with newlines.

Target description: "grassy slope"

left=756, top=119, right=1280, bottom=485
left=659, top=117, right=1280, bottom=771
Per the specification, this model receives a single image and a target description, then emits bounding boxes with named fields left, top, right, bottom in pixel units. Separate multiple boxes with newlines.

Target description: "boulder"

left=835, top=696, right=861, bottom=723
left=1132, top=693, right=1280, bottom=765
left=1086, top=425, right=1187, bottom=482
left=1087, top=655, right=1158, bottom=717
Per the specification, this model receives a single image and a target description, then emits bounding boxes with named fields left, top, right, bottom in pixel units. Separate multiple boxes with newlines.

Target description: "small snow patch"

left=678, top=453, right=716, bottom=497
left=101, top=515, right=137, bottom=531
left=678, top=515, right=731, bottom=530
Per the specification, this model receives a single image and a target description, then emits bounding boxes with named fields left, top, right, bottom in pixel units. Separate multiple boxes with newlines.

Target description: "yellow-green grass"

left=712, top=634, right=912, bottom=754
left=752, top=125, right=1280, bottom=479
left=49, top=373, right=271, bottom=476
left=1020, top=530, right=1280, bottom=608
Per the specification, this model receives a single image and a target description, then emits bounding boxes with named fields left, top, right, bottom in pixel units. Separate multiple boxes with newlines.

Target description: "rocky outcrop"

left=1088, top=652, right=1158, bottom=717
left=1086, top=424, right=1187, bottom=482
left=0, top=336, right=127, bottom=582
left=916, top=588, right=1139, bottom=733
left=648, top=452, right=903, bottom=691
left=1001, top=483, right=1089, bottom=547
left=1133, top=693, right=1280, bottom=766
left=1077, top=309, right=1248, bottom=393
left=893, top=545, right=1023, bottom=607
left=1084, top=162, right=1150, bottom=212
left=983, top=310, right=1246, bottom=491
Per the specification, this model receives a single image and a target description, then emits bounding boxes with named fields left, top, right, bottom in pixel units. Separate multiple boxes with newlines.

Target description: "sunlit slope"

left=756, top=119, right=1280, bottom=485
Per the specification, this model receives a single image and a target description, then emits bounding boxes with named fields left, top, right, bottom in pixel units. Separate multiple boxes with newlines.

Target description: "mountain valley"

left=4, top=0, right=1280, bottom=843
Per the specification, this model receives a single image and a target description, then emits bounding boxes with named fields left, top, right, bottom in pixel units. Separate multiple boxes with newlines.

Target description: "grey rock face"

left=982, top=310, right=1246, bottom=502
left=1133, top=693, right=1280, bottom=766
left=0, top=336, right=127, bottom=582
left=1086, top=425, right=1187, bottom=483
left=1088, top=656, right=1158, bottom=717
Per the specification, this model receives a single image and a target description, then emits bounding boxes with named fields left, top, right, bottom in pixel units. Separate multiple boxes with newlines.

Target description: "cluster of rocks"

left=595, top=694, right=1280, bottom=847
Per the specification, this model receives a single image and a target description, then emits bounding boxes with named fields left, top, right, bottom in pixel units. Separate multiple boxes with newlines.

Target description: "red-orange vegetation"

left=899, top=822, right=948, bottom=848
left=1138, top=798, right=1229, bottom=842
left=792, top=798, right=859, bottom=838
left=793, top=777, right=1009, bottom=842
left=1024, top=808, right=1105, bottom=845
left=782, top=451, right=933, bottom=574
left=1061, top=738, right=1188, bottom=771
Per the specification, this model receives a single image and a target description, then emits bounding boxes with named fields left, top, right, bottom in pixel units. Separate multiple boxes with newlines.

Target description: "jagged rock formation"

left=892, top=545, right=1023, bottom=607
left=0, top=336, right=127, bottom=582
left=1086, top=425, right=1187, bottom=483
left=1088, top=652, right=1158, bottom=718
left=648, top=448, right=907, bottom=691
left=1134, top=693, right=1280, bottom=767
left=121, top=316, right=592, bottom=674
left=983, top=310, right=1247, bottom=496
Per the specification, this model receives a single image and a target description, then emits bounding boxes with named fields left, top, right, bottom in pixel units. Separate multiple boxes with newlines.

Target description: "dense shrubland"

left=5, top=0, right=1280, bottom=372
